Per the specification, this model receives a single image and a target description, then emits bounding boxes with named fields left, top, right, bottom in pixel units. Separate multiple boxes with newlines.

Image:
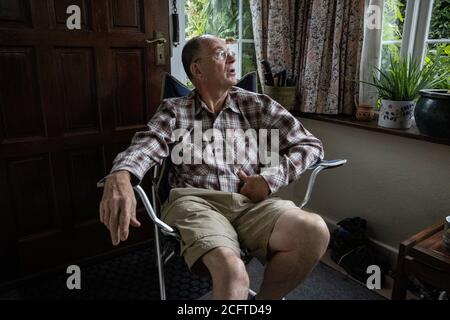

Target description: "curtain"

left=250, top=0, right=365, bottom=115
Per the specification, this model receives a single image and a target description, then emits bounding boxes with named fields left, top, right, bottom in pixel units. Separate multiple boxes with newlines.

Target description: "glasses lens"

left=216, top=49, right=235, bottom=61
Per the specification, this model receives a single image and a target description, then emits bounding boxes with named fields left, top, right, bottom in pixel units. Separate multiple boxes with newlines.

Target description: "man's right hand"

left=99, top=171, right=141, bottom=245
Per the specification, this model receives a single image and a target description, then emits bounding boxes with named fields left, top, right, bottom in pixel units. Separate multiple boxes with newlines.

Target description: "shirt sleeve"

left=258, top=96, right=324, bottom=194
left=110, top=100, right=176, bottom=183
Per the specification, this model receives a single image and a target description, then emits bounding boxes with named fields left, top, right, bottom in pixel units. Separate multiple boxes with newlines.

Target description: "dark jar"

left=414, top=89, right=450, bottom=140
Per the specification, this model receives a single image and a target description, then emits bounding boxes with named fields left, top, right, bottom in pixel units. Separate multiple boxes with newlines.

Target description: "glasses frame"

left=193, top=48, right=236, bottom=63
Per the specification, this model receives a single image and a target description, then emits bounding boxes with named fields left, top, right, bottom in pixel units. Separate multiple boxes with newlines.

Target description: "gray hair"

left=182, top=35, right=218, bottom=81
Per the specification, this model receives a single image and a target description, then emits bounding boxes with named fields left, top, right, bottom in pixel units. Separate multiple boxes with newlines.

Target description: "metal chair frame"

left=98, top=158, right=346, bottom=299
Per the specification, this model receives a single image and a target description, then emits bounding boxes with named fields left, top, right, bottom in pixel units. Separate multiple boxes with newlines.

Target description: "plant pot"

left=355, top=105, right=375, bottom=121
left=414, top=89, right=450, bottom=140
left=378, top=99, right=415, bottom=129
left=263, top=85, right=296, bottom=110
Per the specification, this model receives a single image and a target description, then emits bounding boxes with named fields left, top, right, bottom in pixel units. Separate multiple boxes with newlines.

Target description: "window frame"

left=381, top=0, right=450, bottom=68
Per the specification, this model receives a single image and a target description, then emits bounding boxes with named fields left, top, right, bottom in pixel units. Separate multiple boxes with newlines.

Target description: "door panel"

left=112, top=48, right=147, bottom=128
left=0, top=0, right=33, bottom=29
left=0, top=0, right=170, bottom=283
left=54, top=47, right=99, bottom=133
left=109, top=0, right=144, bottom=32
left=0, top=47, right=46, bottom=140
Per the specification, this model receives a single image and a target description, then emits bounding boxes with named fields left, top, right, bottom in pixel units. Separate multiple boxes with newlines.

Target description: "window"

left=381, top=0, right=407, bottom=70
left=170, top=0, right=256, bottom=85
left=381, top=0, right=450, bottom=76
left=424, top=0, right=450, bottom=87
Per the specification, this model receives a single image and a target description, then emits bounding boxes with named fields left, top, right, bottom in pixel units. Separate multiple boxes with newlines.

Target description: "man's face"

left=193, top=37, right=237, bottom=90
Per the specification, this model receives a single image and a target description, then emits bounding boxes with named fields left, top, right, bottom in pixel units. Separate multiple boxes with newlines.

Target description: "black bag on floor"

left=330, top=217, right=388, bottom=284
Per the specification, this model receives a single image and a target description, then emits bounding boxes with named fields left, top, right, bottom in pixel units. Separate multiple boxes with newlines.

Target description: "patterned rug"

left=19, top=243, right=211, bottom=300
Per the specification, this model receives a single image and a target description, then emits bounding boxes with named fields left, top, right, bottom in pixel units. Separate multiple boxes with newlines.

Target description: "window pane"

left=425, top=0, right=450, bottom=89
left=185, top=0, right=238, bottom=39
left=382, top=0, right=407, bottom=41
left=242, top=0, right=254, bottom=39
left=428, top=0, right=450, bottom=40
left=185, top=0, right=206, bottom=38
left=424, top=42, right=450, bottom=89
left=381, top=43, right=401, bottom=70
left=242, top=42, right=257, bottom=76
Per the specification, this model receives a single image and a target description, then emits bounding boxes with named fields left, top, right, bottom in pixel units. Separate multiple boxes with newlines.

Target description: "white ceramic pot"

left=378, top=99, right=415, bottom=129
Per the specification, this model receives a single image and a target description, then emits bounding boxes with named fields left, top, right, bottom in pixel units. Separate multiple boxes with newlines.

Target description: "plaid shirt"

left=111, top=87, right=324, bottom=194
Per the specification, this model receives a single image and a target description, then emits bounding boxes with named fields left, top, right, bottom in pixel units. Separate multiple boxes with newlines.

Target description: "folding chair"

left=98, top=72, right=347, bottom=300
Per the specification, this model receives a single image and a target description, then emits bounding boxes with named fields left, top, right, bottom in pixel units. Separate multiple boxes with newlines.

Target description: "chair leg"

left=154, top=224, right=167, bottom=300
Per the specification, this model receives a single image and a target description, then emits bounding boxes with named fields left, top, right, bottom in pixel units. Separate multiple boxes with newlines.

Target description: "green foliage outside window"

left=185, top=0, right=238, bottom=38
left=428, top=0, right=450, bottom=40
left=425, top=0, right=450, bottom=89
left=382, top=0, right=406, bottom=41
left=381, top=0, right=406, bottom=70
left=425, top=44, right=450, bottom=89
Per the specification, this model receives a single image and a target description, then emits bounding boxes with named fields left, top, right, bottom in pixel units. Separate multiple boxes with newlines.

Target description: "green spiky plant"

left=361, top=54, right=448, bottom=101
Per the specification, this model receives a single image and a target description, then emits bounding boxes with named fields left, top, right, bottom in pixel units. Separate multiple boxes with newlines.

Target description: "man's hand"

left=99, top=171, right=141, bottom=245
left=238, top=170, right=270, bottom=202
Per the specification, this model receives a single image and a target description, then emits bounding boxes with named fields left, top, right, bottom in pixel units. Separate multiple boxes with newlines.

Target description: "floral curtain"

left=250, top=0, right=365, bottom=115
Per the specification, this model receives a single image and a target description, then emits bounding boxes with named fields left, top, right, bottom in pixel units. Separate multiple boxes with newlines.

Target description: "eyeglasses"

left=194, top=48, right=236, bottom=63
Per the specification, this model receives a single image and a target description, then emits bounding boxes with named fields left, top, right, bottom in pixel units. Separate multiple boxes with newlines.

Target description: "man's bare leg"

left=256, top=209, right=330, bottom=300
left=202, top=247, right=250, bottom=299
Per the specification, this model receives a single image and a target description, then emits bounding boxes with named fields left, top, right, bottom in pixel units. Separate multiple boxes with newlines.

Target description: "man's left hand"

left=238, top=170, right=270, bottom=202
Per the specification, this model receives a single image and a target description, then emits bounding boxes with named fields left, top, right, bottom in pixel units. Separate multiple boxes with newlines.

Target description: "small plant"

left=361, top=54, right=447, bottom=101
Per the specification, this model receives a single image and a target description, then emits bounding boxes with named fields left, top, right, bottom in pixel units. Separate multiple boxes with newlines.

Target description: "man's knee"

left=271, top=209, right=330, bottom=254
left=202, top=247, right=249, bottom=286
left=300, top=212, right=330, bottom=253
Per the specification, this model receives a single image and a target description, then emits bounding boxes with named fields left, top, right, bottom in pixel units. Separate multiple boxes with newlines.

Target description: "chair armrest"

left=298, top=159, right=347, bottom=209
left=307, top=159, right=347, bottom=170
left=96, top=177, right=179, bottom=239
left=97, top=177, right=106, bottom=188
left=133, top=186, right=179, bottom=237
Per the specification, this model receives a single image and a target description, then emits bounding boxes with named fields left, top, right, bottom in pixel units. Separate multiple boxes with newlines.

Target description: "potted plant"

left=361, top=54, right=445, bottom=129
left=414, top=48, right=450, bottom=139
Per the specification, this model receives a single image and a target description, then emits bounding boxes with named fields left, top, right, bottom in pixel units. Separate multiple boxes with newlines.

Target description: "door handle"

left=145, top=38, right=166, bottom=45
left=146, top=32, right=166, bottom=65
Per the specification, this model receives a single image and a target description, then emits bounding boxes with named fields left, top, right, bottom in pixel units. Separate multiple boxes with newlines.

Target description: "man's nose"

left=226, top=52, right=236, bottom=63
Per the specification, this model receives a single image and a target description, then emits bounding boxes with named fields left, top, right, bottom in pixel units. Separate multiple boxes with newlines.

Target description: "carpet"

left=3, top=244, right=384, bottom=300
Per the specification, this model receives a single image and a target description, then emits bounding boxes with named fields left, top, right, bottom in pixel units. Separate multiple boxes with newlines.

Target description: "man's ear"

left=190, top=62, right=202, bottom=81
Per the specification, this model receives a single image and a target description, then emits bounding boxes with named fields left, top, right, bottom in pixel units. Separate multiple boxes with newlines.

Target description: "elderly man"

left=100, top=35, right=329, bottom=300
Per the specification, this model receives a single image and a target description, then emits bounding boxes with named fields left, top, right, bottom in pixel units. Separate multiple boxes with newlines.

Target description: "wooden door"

left=0, top=0, right=170, bottom=283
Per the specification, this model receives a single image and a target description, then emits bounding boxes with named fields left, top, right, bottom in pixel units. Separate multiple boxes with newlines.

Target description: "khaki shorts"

left=160, top=187, right=298, bottom=274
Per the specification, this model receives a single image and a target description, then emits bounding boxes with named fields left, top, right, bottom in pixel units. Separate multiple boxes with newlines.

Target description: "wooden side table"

left=392, top=220, right=450, bottom=300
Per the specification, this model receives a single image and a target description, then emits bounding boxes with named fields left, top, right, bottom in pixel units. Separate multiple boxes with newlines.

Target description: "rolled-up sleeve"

left=110, top=101, right=176, bottom=182
left=258, top=97, right=324, bottom=194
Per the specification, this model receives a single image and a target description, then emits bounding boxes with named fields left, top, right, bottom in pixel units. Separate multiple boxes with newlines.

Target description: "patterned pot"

left=378, top=99, right=415, bottom=129
left=414, top=89, right=450, bottom=140
left=355, top=105, right=375, bottom=121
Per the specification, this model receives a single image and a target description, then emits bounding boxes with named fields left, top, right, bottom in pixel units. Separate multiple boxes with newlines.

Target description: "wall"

left=276, top=118, right=450, bottom=258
